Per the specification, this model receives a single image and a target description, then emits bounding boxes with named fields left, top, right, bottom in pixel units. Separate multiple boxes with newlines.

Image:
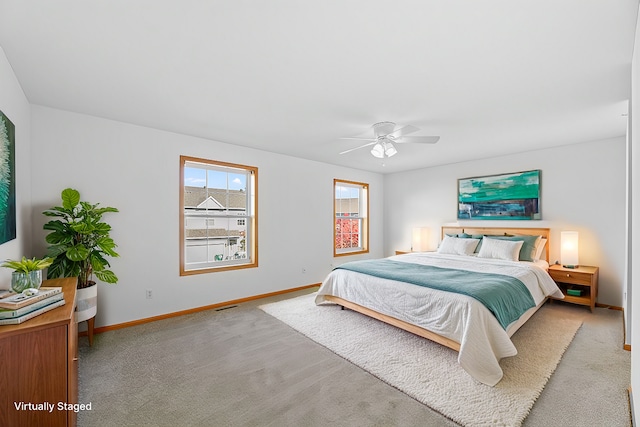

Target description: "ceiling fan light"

left=371, top=143, right=384, bottom=158
left=384, top=142, right=397, bottom=157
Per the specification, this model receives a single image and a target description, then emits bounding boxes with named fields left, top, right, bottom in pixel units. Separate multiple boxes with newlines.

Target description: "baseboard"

left=618, top=305, right=631, bottom=352
left=89, top=283, right=321, bottom=335
left=595, top=302, right=623, bottom=310
left=629, top=387, right=636, bottom=427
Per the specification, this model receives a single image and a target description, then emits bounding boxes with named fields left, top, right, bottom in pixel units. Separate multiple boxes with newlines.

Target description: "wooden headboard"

left=441, top=226, right=550, bottom=263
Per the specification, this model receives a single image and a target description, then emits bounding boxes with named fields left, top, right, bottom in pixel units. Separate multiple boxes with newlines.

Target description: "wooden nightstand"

left=395, top=250, right=412, bottom=255
left=548, top=264, right=599, bottom=312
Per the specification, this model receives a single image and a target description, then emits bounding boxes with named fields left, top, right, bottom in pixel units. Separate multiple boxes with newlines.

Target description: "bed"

left=315, top=226, right=563, bottom=386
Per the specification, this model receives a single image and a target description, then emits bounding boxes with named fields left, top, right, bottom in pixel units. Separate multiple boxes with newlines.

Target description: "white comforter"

left=315, top=252, right=563, bottom=386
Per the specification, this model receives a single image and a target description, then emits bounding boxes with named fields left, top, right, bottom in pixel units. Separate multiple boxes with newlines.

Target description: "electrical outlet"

left=146, top=289, right=153, bottom=299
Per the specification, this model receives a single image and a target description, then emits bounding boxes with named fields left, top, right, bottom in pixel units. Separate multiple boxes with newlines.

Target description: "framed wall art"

left=457, top=169, right=541, bottom=220
left=0, top=110, right=16, bottom=244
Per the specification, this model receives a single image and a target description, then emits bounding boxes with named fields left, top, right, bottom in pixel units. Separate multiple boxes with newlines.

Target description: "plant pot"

left=76, top=282, right=98, bottom=323
left=11, top=270, right=43, bottom=293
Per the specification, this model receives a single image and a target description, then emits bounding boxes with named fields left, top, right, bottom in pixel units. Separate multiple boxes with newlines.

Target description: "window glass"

left=181, top=156, right=257, bottom=274
left=334, top=179, right=369, bottom=256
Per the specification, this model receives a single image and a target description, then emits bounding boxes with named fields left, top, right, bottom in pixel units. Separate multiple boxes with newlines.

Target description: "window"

left=334, top=179, right=369, bottom=256
left=180, top=156, right=258, bottom=274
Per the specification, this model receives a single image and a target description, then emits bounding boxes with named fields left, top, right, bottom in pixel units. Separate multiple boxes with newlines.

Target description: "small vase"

left=11, top=270, right=43, bottom=293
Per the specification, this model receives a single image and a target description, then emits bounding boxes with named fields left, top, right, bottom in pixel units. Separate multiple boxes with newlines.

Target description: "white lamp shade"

left=371, top=143, right=384, bottom=158
left=412, top=227, right=431, bottom=252
left=561, top=231, right=579, bottom=267
left=384, top=143, right=397, bottom=157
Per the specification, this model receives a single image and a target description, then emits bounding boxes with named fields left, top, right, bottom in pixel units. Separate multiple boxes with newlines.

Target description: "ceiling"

left=0, top=1, right=637, bottom=174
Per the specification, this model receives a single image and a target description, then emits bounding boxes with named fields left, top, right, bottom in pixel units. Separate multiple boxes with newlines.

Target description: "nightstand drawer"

left=548, top=269, right=592, bottom=286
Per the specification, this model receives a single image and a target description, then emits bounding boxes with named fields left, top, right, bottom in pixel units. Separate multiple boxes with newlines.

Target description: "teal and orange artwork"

left=0, top=111, right=16, bottom=244
left=458, top=170, right=541, bottom=220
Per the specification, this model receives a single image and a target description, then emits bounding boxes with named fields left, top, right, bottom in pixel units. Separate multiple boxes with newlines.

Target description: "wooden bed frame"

left=324, top=226, right=551, bottom=352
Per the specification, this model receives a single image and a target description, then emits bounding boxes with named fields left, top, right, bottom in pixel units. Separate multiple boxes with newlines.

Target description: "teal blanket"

left=336, top=259, right=535, bottom=329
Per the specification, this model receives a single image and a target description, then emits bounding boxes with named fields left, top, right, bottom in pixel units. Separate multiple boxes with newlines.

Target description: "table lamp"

left=561, top=231, right=579, bottom=268
left=411, top=227, right=430, bottom=252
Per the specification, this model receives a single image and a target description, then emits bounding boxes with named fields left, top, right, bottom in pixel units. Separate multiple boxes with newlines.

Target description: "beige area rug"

left=259, top=293, right=582, bottom=427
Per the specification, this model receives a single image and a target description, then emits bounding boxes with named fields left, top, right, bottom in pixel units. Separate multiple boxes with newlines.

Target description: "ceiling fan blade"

left=339, top=141, right=377, bottom=155
left=395, top=135, right=440, bottom=144
left=389, top=124, right=420, bottom=138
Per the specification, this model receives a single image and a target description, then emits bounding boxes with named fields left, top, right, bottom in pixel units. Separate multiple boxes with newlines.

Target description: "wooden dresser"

left=0, top=277, right=78, bottom=427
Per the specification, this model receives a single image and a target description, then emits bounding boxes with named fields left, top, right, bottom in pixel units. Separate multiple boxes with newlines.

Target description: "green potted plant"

left=2, top=256, right=53, bottom=293
left=43, top=188, right=119, bottom=324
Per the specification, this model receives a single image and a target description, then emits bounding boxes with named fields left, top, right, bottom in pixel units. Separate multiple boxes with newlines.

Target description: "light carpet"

left=259, top=293, right=582, bottom=427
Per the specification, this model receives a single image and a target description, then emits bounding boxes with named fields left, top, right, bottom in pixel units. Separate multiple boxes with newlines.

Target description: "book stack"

left=0, top=287, right=65, bottom=325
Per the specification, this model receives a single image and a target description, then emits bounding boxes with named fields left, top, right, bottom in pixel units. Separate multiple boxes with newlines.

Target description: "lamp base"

left=562, top=264, right=579, bottom=269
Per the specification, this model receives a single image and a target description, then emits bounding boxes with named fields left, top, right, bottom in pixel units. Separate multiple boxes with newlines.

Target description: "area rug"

left=259, top=293, right=582, bottom=427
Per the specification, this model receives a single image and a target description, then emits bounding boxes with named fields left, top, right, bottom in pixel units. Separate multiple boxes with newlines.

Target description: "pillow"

left=437, top=235, right=480, bottom=256
left=447, top=233, right=484, bottom=251
left=477, top=237, right=524, bottom=261
left=534, top=238, right=548, bottom=260
left=469, top=234, right=484, bottom=253
left=446, top=232, right=470, bottom=238
left=487, top=235, right=541, bottom=262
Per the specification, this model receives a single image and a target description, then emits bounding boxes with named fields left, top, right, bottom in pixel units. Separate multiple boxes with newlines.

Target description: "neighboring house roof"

left=184, top=186, right=247, bottom=240
left=185, top=229, right=243, bottom=238
left=184, top=186, right=246, bottom=209
left=198, top=196, right=224, bottom=210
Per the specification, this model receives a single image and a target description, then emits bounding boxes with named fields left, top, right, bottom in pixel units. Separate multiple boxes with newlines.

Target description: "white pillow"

left=534, top=238, right=547, bottom=260
left=437, top=235, right=480, bottom=256
left=477, top=237, right=524, bottom=261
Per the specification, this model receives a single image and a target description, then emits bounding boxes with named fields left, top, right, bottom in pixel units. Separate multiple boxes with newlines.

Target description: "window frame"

left=180, top=155, right=258, bottom=275
left=334, top=179, right=369, bottom=257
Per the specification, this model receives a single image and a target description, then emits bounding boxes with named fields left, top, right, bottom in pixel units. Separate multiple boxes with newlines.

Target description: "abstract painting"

left=458, top=169, right=541, bottom=220
left=0, top=111, right=16, bottom=244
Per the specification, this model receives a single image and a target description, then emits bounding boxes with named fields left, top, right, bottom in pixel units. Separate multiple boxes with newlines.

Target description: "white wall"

left=0, top=47, right=33, bottom=286
left=626, top=109, right=632, bottom=348
left=384, top=137, right=627, bottom=307
left=630, top=4, right=640, bottom=423
left=29, top=106, right=384, bottom=328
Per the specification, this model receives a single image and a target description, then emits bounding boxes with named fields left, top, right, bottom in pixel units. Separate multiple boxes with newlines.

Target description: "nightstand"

left=395, top=250, right=412, bottom=255
left=548, top=264, right=599, bottom=312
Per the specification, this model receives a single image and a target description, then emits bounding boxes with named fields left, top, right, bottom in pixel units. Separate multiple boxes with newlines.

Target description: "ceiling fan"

left=339, top=121, right=440, bottom=158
